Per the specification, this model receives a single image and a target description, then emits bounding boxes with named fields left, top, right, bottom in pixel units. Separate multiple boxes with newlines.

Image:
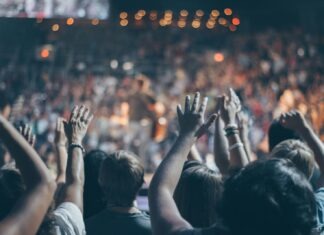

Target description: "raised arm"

left=54, top=117, right=68, bottom=184
left=219, top=90, right=249, bottom=170
left=149, top=93, right=216, bottom=235
left=0, top=115, right=56, bottom=235
left=279, top=110, right=324, bottom=186
left=58, top=105, right=93, bottom=212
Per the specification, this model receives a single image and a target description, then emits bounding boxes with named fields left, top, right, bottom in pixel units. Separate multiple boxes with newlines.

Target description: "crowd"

left=0, top=25, right=323, bottom=235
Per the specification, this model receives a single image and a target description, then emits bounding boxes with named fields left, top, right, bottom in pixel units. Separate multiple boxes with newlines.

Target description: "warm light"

left=138, top=10, right=146, bottom=17
left=218, top=18, right=227, bottom=25
left=40, top=49, right=50, bottom=58
left=135, top=14, right=142, bottom=20
left=211, top=10, right=220, bottom=17
left=66, top=17, right=74, bottom=25
left=120, top=12, right=128, bottom=19
left=229, top=25, right=237, bottom=31
left=177, top=20, right=186, bottom=28
left=51, top=24, right=60, bottom=31
left=159, top=19, right=167, bottom=26
left=120, top=19, right=128, bottom=26
left=214, top=53, right=224, bottom=62
left=192, top=20, right=201, bottom=29
left=180, top=10, right=189, bottom=17
left=91, top=19, right=100, bottom=25
left=150, top=11, right=158, bottom=20
left=224, top=8, right=233, bottom=16
left=232, top=17, right=240, bottom=25
left=206, top=20, right=216, bottom=29
left=196, top=10, right=204, bottom=17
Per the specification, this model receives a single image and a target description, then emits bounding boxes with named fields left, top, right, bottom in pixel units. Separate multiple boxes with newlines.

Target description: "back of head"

left=0, top=168, right=25, bottom=220
left=271, top=139, right=315, bottom=179
left=0, top=90, right=11, bottom=119
left=268, top=119, right=301, bottom=151
left=174, top=163, right=223, bottom=228
left=99, top=150, right=144, bottom=207
left=220, top=158, right=316, bottom=235
left=84, top=150, right=108, bottom=218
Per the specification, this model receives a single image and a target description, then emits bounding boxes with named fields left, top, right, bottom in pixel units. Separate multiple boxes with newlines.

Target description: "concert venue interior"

left=0, top=1, right=323, bottom=234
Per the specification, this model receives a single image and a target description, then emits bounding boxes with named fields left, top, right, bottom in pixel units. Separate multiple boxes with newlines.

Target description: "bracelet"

left=69, top=143, right=85, bottom=154
left=224, top=124, right=238, bottom=130
left=229, top=142, right=244, bottom=151
left=225, top=130, right=239, bottom=137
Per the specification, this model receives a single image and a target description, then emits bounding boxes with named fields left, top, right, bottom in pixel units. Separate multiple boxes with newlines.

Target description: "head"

left=220, top=158, right=316, bottom=235
left=0, top=90, right=11, bottom=119
left=84, top=150, right=108, bottom=218
left=268, top=118, right=301, bottom=151
left=99, top=150, right=144, bottom=207
left=174, top=161, right=223, bottom=228
left=271, top=140, right=315, bottom=179
left=134, top=75, right=150, bottom=92
left=0, top=168, right=25, bottom=220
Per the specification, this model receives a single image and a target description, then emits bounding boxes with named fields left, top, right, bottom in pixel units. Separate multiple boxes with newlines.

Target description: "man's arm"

left=58, top=105, right=93, bottom=212
left=0, top=115, right=56, bottom=235
left=149, top=93, right=216, bottom=235
left=280, top=110, right=324, bottom=186
left=54, top=117, right=68, bottom=184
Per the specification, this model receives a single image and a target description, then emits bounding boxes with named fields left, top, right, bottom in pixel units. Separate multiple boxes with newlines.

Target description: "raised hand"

left=279, top=110, right=308, bottom=133
left=19, top=124, right=36, bottom=148
left=219, top=88, right=239, bottom=125
left=177, top=92, right=216, bottom=138
left=66, top=105, right=93, bottom=145
left=55, top=117, right=68, bottom=147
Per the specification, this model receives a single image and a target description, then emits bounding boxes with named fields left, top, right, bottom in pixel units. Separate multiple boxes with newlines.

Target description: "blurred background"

left=0, top=0, right=323, bottom=175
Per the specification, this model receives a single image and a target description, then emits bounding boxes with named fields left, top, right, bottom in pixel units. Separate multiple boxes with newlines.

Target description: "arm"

left=0, top=115, right=56, bottom=235
left=54, top=117, right=68, bottom=184
left=187, top=144, right=203, bottom=162
left=220, top=91, right=249, bottom=170
left=58, top=105, right=93, bottom=212
left=237, top=112, right=256, bottom=162
left=149, top=93, right=216, bottom=235
left=280, top=110, right=324, bottom=185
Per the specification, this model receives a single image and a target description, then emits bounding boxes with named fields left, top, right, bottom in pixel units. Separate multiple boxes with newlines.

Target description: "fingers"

left=191, top=92, right=200, bottom=113
left=205, top=114, right=218, bottom=128
left=184, top=95, right=191, bottom=113
left=70, top=105, right=79, bottom=122
left=177, top=104, right=184, bottom=120
left=198, top=97, right=208, bottom=115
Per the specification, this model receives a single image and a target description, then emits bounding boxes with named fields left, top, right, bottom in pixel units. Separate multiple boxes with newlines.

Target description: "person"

left=174, top=161, right=223, bottom=228
left=83, top=150, right=108, bottom=219
left=148, top=92, right=317, bottom=235
left=86, top=150, right=152, bottom=235
left=0, top=114, right=56, bottom=235
left=0, top=90, right=11, bottom=119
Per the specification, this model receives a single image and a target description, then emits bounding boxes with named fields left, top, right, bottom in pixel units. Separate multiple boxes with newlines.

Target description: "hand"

left=65, top=105, right=94, bottom=145
left=55, top=117, right=68, bottom=147
left=177, top=92, right=217, bottom=138
left=219, top=88, right=239, bottom=125
left=19, top=124, right=36, bottom=148
left=237, top=111, right=249, bottom=136
left=279, top=110, right=308, bottom=133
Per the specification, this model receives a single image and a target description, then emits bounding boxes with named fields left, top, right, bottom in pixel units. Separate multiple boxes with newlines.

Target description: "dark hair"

left=220, top=158, right=316, bottom=235
left=84, top=150, right=108, bottom=218
left=271, top=139, right=315, bottom=179
left=99, top=150, right=144, bottom=207
left=0, top=168, right=25, bottom=220
left=268, top=119, right=301, bottom=151
left=0, top=90, right=10, bottom=111
left=174, top=162, right=223, bottom=228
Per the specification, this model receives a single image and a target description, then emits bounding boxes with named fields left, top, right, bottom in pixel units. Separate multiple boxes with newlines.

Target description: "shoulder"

left=53, top=202, right=85, bottom=235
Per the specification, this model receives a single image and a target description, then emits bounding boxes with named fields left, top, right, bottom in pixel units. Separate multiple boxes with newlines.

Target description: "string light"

left=180, top=10, right=189, bottom=17
left=51, top=24, right=59, bottom=31
left=224, top=8, right=233, bottom=16
left=232, top=17, right=240, bottom=26
left=120, top=19, right=128, bottom=26
left=120, top=12, right=128, bottom=19
left=214, top=52, right=224, bottom=62
left=66, top=17, right=74, bottom=25
left=91, top=19, right=100, bottom=25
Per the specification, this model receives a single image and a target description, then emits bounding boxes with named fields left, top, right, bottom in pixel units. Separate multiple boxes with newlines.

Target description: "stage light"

left=206, top=20, right=216, bottom=29
left=91, top=19, right=100, bottom=25
left=138, top=10, right=146, bottom=17
left=218, top=18, right=227, bottom=25
left=229, top=25, right=237, bottom=31
left=40, top=49, right=50, bottom=58
left=150, top=11, right=158, bottom=20
left=178, top=20, right=186, bottom=28
left=159, top=19, right=167, bottom=26
left=120, top=12, right=128, bottom=19
left=196, top=10, right=204, bottom=17
left=110, top=60, right=119, bottom=69
left=232, top=17, right=240, bottom=25
left=135, top=14, right=142, bottom=20
left=66, top=17, right=74, bottom=25
left=180, top=10, right=189, bottom=17
left=211, top=10, right=220, bottom=17
left=52, top=24, right=60, bottom=32
left=120, top=19, right=128, bottom=26
left=214, top=52, right=224, bottom=62
left=123, top=62, right=134, bottom=71
left=192, top=20, right=201, bottom=29
left=224, top=8, right=233, bottom=16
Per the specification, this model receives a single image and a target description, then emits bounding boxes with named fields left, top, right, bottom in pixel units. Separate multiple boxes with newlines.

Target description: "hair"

left=220, top=158, right=316, bottom=235
left=174, top=161, right=223, bottom=228
left=98, top=150, right=144, bottom=207
left=271, top=140, right=315, bottom=179
left=0, top=168, right=25, bottom=220
left=0, top=90, right=10, bottom=111
left=83, top=150, right=108, bottom=218
left=268, top=119, right=301, bottom=151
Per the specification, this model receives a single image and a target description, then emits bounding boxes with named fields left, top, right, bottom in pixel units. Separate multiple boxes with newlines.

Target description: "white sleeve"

left=53, top=202, right=86, bottom=235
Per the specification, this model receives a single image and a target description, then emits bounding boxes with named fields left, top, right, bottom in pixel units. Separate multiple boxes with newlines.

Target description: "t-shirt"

left=53, top=202, right=86, bottom=235
left=315, top=188, right=324, bottom=234
left=173, top=224, right=228, bottom=235
left=85, top=209, right=152, bottom=235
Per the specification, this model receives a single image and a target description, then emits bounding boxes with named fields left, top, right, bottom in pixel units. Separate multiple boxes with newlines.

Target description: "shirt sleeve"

left=315, top=188, right=324, bottom=233
left=53, top=202, right=86, bottom=235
